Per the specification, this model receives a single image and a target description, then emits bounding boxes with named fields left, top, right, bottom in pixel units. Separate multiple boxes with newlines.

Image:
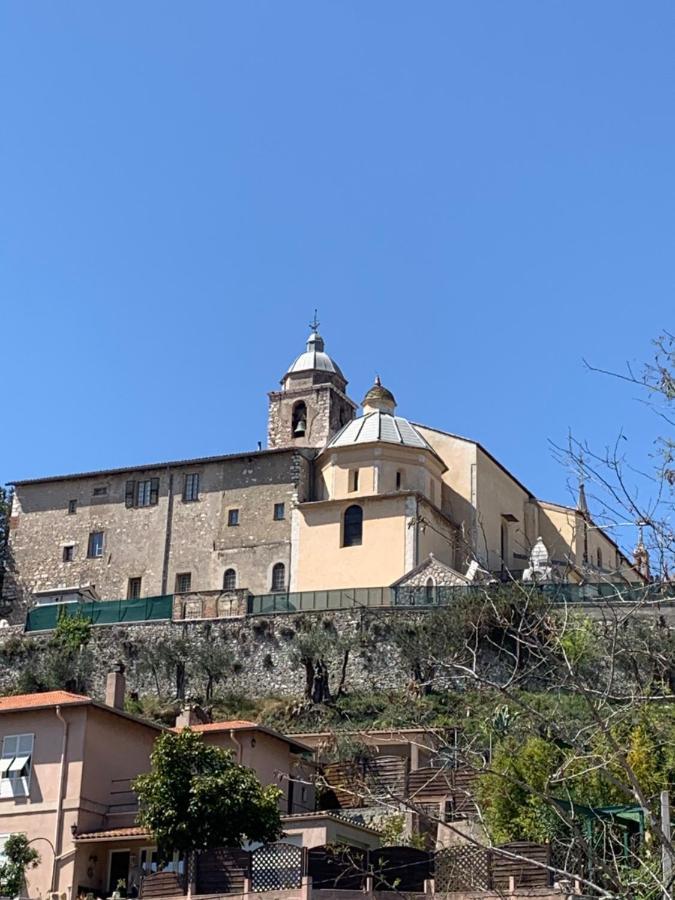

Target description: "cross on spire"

left=309, top=309, right=320, bottom=333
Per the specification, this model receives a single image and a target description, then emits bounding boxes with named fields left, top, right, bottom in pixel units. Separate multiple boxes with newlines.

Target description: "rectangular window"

left=67, top=499, right=77, bottom=515
left=349, top=470, right=359, bottom=492
left=126, top=478, right=160, bottom=508
left=127, top=577, right=142, bottom=600
left=92, top=486, right=108, bottom=497
left=183, top=473, right=200, bottom=502
left=175, top=572, right=192, bottom=593
left=1, top=733, right=33, bottom=798
left=228, top=508, right=239, bottom=527
left=273, top=503, right=285, bottom=521
left=87, top=531, right=105, bottom=558
left=62, top=545, right=74, bottom=563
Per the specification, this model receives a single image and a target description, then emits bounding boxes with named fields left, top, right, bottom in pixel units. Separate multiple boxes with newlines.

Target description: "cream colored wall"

left=316, top=445, right=444, bottom=508
left=200, top=730, right=295, bottom=812
left=283, top=819, right=380, bottom=849
left=79, top=708, right=158, bottom=831
left=474, top=449, right=533, bottom=571
left=0, top=705, right=89, bottom=900
left=416, top=499, right=459, bottom=571
left=294, top=495, right=413, bottom=590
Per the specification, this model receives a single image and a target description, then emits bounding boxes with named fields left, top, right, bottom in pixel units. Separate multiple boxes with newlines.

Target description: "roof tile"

left=0, top=691, right=90, bottom=712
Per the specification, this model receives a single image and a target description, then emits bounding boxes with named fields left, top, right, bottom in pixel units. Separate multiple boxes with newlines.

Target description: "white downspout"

left=229, top=729, right=243, bottom=764
left=53, top=706, right=69, bottom=893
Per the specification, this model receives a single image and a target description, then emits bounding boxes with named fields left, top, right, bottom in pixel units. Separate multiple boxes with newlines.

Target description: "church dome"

left=326, top=409, right=429, bottom=450
left=362, top=376, right=396, bottom=413
left=285, top=330, right=345, bottom=380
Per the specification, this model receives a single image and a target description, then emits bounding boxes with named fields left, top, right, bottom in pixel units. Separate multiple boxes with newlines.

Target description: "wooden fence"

left=140, top=841, right=550, bottom=896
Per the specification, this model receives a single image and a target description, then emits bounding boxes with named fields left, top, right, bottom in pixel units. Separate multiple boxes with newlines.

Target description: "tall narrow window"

left=62, top=545, right=74, bottom=563
left=228, top=508, right=240, bottom=527
left=67, top=499, right=77, bottom=515
left=223, top=569, right=237, bottom=591
left=87, top=531, right=105, bottom=558
left=425, top=578, right=434, bottom=603
left=349, top=469, right=359, bottom=492
left=127, top=577, right=142, bottom=600
left=271, top=563, right=286, bottom=592
left=175, top=572, right=192, bottom=593
left=395, top=471, right=402, bottom=490
left=343, top=505, right=363, bottom=547
left=596, top=548, right=603, bottom=569
left=273, top=502, right=285, bottom=521
left=291, top=401, right=307, bottom=438
left=183, top=473, right=200, bottom=502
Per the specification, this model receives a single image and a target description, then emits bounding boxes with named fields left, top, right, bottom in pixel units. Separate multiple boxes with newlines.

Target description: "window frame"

left=343, top=505, right=363, bottom=547
left=348, top=469, right=359, bottom=493
left=273, top=502, right=285, bottom=521
left=223, top=568, right=237, bottom=591
left=183, top=473, right=200, bottom=503
left=227, top=508, right=240, bottom=527
left=271, top=562, right=286, bottom=592
left=127, top=577, right=142, bottom=600
left=125, top=478, right=160, bottom=509
left=87, top=531, right=105, bottom=559
left=1, top=733, right=34, bottom=799
left=175, top=572, right=192, bottom=594
left=67, top=499, right=77, bottom=515
left=62, top=545, right=74, bottom=563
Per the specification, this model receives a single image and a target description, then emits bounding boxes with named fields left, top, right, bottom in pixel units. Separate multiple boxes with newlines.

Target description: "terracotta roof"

left=0, top=691, right=91, bottom=712
left=75, top=826, right=150, bottom=842
left=282, top=811, right=382, bottom=835
left=173, top=721, right=313, bottom=754
left=173, top=719, right=257, bottom=732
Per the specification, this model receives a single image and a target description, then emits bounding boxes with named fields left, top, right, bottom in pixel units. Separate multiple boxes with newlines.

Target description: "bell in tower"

left=267, top=313, right=357, bottom=449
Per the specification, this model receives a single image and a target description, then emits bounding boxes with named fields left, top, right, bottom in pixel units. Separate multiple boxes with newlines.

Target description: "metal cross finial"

left=309, top=309, right=320, bottom=332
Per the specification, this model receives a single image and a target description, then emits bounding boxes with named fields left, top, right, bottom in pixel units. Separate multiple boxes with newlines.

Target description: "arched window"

left=271, top=562, right=286, bottom=592
left=223, top=568, right=237, bottom=591
left=343, top=505, right=363, bottom=547
left=425, top=578, right=434, bottom=603
left=292, top=401, right=307, bottom=438
left=596, top=548, right=603, bottom=570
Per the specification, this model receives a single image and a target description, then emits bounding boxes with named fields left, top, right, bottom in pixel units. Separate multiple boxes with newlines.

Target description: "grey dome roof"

left=286, top=331, right=345, bottom=379
left=326, top=410, right=430, bottom=450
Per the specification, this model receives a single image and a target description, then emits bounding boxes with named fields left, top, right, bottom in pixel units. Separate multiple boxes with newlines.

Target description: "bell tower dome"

left=267, top=314, right=357, bottom=449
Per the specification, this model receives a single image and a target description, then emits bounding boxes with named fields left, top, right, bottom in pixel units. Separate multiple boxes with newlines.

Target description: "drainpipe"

left=161, top=468, right=174, bottom=596
left=53, top=706, right=69, bottom=892
left=229, top=729, right=243, bottom=764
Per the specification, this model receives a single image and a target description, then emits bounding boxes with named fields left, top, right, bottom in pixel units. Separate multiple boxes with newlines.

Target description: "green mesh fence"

left=25, top=595, right=173, bottom=632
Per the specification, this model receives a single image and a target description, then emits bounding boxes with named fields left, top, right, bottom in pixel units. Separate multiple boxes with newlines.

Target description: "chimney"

left=105, top=662, right=126, bottom=710
left=175, top=703, right=210, bottom=729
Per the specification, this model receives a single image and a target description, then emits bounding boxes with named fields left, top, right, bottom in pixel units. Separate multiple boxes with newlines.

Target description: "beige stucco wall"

left=294, top=495, right=413, bottom=590
left=0, top=705, right=89, bottom=900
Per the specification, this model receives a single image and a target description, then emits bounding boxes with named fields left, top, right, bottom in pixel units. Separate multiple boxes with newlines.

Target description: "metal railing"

left=23, top=582, right=675, bottom=632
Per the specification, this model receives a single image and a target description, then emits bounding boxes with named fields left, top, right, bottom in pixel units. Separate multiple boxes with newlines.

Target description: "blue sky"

left=1, top=2, right=672, bottom=541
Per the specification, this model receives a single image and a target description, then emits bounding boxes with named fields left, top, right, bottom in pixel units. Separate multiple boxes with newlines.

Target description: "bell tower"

left=267, top=315, right=356, bottom=449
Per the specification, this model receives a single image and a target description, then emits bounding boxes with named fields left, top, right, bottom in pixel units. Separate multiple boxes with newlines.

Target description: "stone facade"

left=3, top=449, right=313, bottom=622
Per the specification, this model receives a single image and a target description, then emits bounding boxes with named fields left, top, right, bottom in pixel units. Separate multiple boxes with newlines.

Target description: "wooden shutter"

left=150, top=477, right=160, bottom=506
left=125, top=480, right=135, bottom=508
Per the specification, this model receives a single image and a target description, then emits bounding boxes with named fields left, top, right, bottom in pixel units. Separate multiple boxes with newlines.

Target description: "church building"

left=2, top=322, right=643, bottom=621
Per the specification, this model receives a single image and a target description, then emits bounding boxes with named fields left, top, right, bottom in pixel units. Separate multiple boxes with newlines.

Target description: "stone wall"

left=0, top=609, right=425, bottom=702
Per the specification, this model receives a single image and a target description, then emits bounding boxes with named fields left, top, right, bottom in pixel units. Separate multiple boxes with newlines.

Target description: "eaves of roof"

left=11, top=447, right=315, bottom=487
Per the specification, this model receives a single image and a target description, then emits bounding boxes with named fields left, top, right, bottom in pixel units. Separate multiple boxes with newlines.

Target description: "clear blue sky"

left=1, top=2, right=672, bottom=539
